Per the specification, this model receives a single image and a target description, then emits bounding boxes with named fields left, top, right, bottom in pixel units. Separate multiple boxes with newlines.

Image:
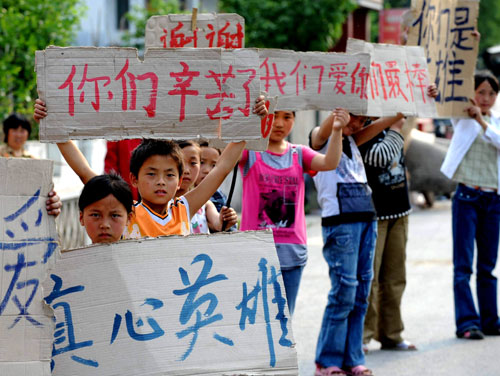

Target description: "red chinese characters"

left=58, top=60, right=158, bottom=118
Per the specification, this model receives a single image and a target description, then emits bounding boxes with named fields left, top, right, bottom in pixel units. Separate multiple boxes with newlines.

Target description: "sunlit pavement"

left=294, top=199, right=500, bottom=376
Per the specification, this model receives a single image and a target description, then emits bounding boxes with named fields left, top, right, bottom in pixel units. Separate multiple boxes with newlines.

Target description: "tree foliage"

left=477, top=0, right=500, bottom=56
left=0, top=0, right=85, bottom=136
left=121, top=0, right=181, bottom=51
left=218, top=0, right=356, bottom=51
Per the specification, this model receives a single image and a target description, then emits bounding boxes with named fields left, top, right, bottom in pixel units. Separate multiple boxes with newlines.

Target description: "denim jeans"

left=315, top=221, right=376, bottom=368
left=281, top=265, right=304, bottom=316
left=452, top=184, right=500, bottom=334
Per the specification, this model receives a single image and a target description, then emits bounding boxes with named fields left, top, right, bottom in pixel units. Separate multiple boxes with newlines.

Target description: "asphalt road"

left=293, top=199, right=500, bottom=376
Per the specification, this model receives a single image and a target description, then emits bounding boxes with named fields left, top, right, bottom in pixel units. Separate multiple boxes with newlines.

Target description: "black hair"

left=3, top=113, right=31, bottom=143
left=198, top=139, right=222, bottom=155
left=475, top=70, right=499, bottom=94
left=175, top=139, right=200, bottom=151
left=129, top=139, right=184, bottom=178
left=78, top=173, right=133, bottom=214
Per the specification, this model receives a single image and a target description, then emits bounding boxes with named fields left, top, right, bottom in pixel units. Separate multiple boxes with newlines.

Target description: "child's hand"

left=220, top=206, right=238, bottom=230
left=34, top=99, right=48, bottom=123
left=465, top=99, right=483, bottom=121
left=427, top=84, right=438, bottom=99
left=46, top=190, right=62, bottom=217
left=253, top=95, right=268, bottom=118
left=332, top=108, right=350, bottom=131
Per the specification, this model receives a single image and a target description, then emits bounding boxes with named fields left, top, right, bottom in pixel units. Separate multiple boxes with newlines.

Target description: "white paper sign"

left=146, top=13, right=245, bottom=49
left=346, top=38, right=438, bottom=117
left=36, top=47, right=262, bottom=144
left=0, top=158, right=58, bottom=375
left=43, top=232, right=298, bottom=375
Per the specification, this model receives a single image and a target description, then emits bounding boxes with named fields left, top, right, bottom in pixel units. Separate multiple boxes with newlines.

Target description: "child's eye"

left=167, top=173, right=176, bottom=178
left=191, top=162, right=199, bottom=166
left=90, top=213, right=100, bottom=218
left=112, top=213, right=122, bottom=218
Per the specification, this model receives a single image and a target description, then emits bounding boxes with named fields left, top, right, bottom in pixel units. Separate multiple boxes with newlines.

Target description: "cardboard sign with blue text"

left=0, top=158, right=58, bottom=375
left=407, top=0, right=479, bottom=117
left=43, top=232, right=298, bottom=375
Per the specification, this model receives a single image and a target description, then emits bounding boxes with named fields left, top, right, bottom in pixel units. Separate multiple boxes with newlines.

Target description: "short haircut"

left=129, top=139, right=184, bottom=178
left=475, top=70, right=500, bottom=94
left=78, top=173, right=133, bottom=214
left=3, top=113, right=31, bottom=143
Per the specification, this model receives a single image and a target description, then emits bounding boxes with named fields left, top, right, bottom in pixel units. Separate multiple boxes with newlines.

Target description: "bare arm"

left=353, top=114, right=405, bottom=146
left=185, top=141, right=245, bottom=219
left=34, top=99, right=96, bottom=184
left=309, top=108, right=349, bottom=171
left=206, top=201, right=238, bottom=232
left=310, top=111, right=338, bottom=150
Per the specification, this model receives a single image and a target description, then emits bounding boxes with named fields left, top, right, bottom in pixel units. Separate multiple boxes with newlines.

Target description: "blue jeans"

left=315, top=221, right=376, bottom=368
left=452, top=184, right=500, bottom=334
left=282, top=265, right=304, bottom=316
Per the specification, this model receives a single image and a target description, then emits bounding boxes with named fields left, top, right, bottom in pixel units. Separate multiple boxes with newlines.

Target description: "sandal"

left=315, top=365, right=348, bottom=376
left=381, top=339, right=417, bottom=351
left=344, top=365, right=374, bottom=376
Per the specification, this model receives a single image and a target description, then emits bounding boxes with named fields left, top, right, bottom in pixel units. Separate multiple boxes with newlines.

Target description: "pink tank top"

left=240, top=146, right=307, bottom=246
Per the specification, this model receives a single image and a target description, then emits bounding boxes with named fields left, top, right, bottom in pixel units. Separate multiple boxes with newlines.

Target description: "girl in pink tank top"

left=239, top=109, right=349, bottom=315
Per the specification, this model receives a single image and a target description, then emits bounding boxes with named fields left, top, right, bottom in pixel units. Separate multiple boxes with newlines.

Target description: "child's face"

left=196, top=146, right=220, bottom=186
left=131, top=154, right=181, bottom=214
left=270, top=111, right=295, bottom=143
left=475, top=80, right=498, bottom=115
left=7, top=125, right=29, bottom=151
left=343, top=115, right=367, bottom=136
left=79, top=194, right=130, bottom=244
left=179, top=145, right=200, bottom=192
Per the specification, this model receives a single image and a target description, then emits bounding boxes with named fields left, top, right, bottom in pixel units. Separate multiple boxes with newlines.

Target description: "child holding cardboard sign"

left=238, top=108, right=349, bottom=316
left=34, top=96, right=267, bottom=239
left=175, top=139, right=238, bottom=234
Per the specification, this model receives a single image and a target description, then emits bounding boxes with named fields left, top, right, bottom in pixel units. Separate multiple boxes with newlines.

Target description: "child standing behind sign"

left=34, top=97, right=267, bottom=239
left=239, top=109, right=349, bottom=316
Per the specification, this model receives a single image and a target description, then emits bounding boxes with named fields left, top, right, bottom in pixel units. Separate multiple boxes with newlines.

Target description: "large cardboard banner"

left=36, top=47, right=261, bottom=144
left=0, top=158, right=58, bottom=375
left=258, top=49, right=371, bottom=114
left=43, top=232, right=298, bottom=375
left=347, top=38, right=437, bottom=118
left=146, top=13, right=244, bottom=49
left=407, top=0, right=479, bottom=117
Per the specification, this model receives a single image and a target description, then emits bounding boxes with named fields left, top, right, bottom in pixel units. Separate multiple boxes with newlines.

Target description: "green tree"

left=219, top=0, right=356, bottom=51
left=477, top=0, right=500, bottom=56
left=0, top=0, right=85, bottom=137
left=121, top=0, right=181, bottom=51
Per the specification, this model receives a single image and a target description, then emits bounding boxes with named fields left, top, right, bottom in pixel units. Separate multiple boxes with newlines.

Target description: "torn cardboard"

left=0, top=158, right=58, bottom=375
left=347, top=38, right=438, bottom=118
left=407, top=0, right=479, bottom=117
left=146, top=13, right=245, bottom=49
left=43, top=231, right=298, bottom=375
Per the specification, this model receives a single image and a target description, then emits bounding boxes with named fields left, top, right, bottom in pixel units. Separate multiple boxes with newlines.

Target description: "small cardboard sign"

left=407, top=0, right=479, bottom=117
left=36, top=47, right=262, bottom=145
left=346, top=38, right=437, bottom=117
left=145, top=13, right=245, bottom=49
left=43, top=232, right=298, bottom=375
left=0, top=158, right=58, bottom=375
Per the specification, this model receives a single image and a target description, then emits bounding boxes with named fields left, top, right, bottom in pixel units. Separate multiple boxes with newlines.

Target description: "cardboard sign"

left=35, top=47, right=262, bottom=145
left=0, top=158, right=58, bottom=375
left=145, top=13, right=244, bottom=49
left=347, top=38, right=438, bottom=118
left=407, top=0, right=479, bottom=117
left=43, top=232, right=298, bottom=375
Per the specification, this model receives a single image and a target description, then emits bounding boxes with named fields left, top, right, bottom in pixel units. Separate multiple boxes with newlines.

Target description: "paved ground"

left=292, top=199, right=500, bottom=376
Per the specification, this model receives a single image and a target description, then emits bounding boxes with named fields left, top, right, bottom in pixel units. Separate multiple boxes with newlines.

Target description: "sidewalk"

left=294, top=200, right=500, bottom=376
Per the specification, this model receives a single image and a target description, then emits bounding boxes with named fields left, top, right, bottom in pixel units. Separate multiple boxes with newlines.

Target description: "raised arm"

left=353, top=114, right=405, bottom=146
left=310, top=111, right=338, bottom=150
left=34, top=99, right=96, bottom=184
left=309, top=108, right=349, bottom=171
left=185, top=141, right=246, bottom=219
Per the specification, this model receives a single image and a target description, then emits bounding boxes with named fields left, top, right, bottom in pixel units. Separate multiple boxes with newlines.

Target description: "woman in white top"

left=441, top=70, right=500, bottom=340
